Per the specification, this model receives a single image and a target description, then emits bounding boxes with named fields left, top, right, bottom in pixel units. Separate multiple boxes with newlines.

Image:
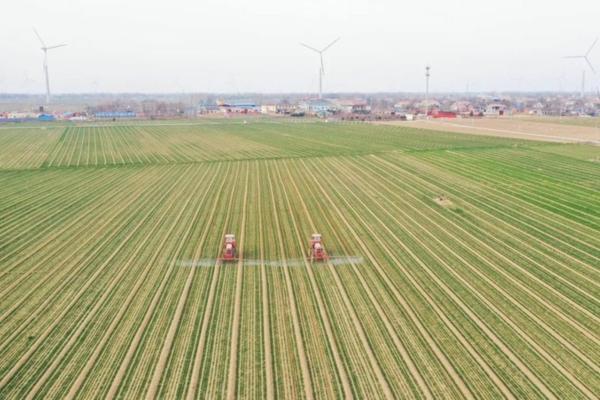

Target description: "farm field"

left=393, top=117, right=600, bottom=144
left=0, top=120, right=598, bottom=399
left=518, top=115, right=600, bottom=129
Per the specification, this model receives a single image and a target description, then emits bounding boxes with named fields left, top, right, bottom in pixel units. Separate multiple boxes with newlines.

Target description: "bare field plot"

left=383, top=117, right=600, bottom=144
left=0, top=120, right=598, bottom=399
left=516, top=115, right=600, bottom=129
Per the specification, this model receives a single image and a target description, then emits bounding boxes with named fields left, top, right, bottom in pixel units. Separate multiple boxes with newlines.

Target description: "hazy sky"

left=2, top=0, right=599, bottom=94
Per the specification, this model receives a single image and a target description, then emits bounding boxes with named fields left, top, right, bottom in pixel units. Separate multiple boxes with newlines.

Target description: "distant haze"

left=1, top=0, right=599, bottom=94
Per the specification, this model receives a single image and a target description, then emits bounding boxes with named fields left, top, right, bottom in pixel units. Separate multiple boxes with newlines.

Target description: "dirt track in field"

left=376, top=118, right=600, bottom=144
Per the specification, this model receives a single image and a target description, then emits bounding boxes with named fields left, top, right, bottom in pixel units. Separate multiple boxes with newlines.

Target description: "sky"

left=1, top=0, right=599, bottom=94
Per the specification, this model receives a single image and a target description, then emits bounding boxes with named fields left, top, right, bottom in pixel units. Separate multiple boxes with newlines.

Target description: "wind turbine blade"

left=586, top=37, right=599, bottom=56
left=563, top=55, right=584, bottom=59
left=300, top=42, right=320, bottom=53
left=33, top=28, right=46, bottom=48
left=321, top=37, right=340, bottom=52
left=46, top=44, right=67, bottom=50
left=585, top=57, right=596, bottom=73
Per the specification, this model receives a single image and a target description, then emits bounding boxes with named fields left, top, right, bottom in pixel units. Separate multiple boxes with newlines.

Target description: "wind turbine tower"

left=300, top=38, right=340, bottom=99
left=425, top=65, right=431, bottom=117
left=564, top=37, right=597, bottom=98
left=34, top=28, right=67, bottom=105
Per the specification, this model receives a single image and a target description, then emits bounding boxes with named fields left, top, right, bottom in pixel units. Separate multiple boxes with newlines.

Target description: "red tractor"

left=220, top=234, right=238, bottom=262
left=309, top=233, right=328, bottom=262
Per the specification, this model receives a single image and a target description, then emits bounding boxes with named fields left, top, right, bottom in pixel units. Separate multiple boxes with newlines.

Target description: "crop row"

left=0, top=127, right=62, bottom=169
left=1, top=146, right=597, bottom=398
left=314, top=155, right=594, bottom=394
left=0, top=121, right=546, bottom=169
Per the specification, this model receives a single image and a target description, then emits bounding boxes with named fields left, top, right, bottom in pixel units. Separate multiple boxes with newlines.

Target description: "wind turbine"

left=564, top=37, right=598, bottom=98
left=34, top=28, right=67, bottom=105
left=300, top=38, right=340, bottom=99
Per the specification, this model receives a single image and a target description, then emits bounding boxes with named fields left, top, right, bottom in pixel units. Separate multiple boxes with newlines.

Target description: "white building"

left=484, top=103, right=508, bottom=116
left=260, top=104, right=278, bottom=114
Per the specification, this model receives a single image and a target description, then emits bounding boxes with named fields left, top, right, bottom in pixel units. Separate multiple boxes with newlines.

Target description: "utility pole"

left=425, top=65, right=431, bottom=118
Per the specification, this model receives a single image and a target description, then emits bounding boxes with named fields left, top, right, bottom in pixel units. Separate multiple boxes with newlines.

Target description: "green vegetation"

left=535, top=143, right=600, bottom=162
left=0, top=119, right=598, bottom=399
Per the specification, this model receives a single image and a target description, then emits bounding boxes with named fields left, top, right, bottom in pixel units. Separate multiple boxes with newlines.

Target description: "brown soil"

left=434, top=196, right=453, bottom=207
left=376, top=118, right=600, bottom=144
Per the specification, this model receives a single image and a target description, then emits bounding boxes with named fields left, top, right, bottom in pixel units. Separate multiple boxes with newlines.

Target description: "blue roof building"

left=38, top=114, right=56, bottom=121
left=94, top=111, right=136, bottom=119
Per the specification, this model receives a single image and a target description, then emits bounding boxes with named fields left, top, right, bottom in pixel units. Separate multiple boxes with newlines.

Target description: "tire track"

left=257, top=162, right=275, bottom=400
left=225, top=166, right=250, bottom=399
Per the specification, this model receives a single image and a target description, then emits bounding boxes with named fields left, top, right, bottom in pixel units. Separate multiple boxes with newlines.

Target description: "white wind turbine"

left=300, top=38, right=340, bottom=99
left=564, top=37, right=598, bottom=97
left=34, top=28, right=67, bottom=105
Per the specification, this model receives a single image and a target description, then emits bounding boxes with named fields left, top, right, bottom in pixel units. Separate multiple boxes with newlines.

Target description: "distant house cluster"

left=0, top=111, right=81, bottom=122
left=3, top=92, right=600, bottom=123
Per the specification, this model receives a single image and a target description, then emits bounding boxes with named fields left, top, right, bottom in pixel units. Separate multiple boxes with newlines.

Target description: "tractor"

left=220, top=234, right=238, bottom=262
left=309, top=233, right=328, bottom=262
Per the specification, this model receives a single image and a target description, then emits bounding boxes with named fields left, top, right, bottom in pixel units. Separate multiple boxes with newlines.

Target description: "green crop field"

left=0, top=120, right=598, bottom=399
